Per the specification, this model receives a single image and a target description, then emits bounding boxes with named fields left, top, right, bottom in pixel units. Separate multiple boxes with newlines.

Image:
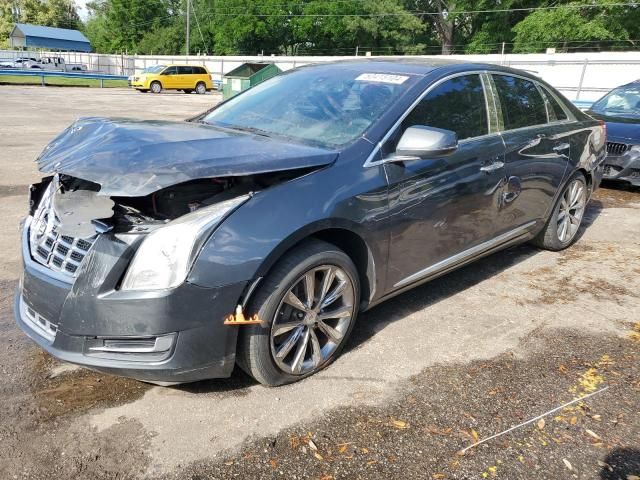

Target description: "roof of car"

left=300, top=57, right=514, bottom=76
left=164, top=64, right=208, bottom=69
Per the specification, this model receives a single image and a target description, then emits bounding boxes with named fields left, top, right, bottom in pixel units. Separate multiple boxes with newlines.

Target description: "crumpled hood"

left=37, top=117, right=338, bottom=196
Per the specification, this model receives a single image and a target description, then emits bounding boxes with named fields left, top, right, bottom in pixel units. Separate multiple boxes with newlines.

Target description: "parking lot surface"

left=0, top=85, right=638, bottom=480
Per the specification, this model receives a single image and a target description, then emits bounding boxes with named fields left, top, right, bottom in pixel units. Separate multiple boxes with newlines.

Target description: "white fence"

left=2, top=49, right=640, bottom=101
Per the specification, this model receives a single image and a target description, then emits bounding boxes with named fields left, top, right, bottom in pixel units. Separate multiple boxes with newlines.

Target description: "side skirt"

left=366, top=221, right=538, bottom=310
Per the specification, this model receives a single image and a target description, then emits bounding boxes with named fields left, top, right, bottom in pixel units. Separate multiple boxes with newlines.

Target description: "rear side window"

left=492, top=75, right=548, bottom=129
left=178, top=66, right=193, bottom=74
left=403, top=74, right=488, bottom=140
left=540, top=86, right=568, bottom=121
left=193, top=66, right=207, bottom=74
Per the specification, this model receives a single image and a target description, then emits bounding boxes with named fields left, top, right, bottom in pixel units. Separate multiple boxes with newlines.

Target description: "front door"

left=161, top=66, right=180, bottom=88
left=382, top=73, right=507, bottom=290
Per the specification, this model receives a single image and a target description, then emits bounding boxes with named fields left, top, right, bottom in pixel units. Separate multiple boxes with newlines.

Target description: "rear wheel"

left=195, top=82, right=207, bottom=95
left=237, top=240, right=360, bottom=386
left=532, top=172, right=587, bottom=251
left=150, top=81, right=162, bottom=94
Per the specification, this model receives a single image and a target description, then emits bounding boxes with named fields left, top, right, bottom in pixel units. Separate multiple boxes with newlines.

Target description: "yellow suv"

left=130, top=64, right=213, bottom=94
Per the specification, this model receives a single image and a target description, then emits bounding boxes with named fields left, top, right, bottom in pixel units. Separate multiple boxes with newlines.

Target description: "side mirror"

left=392, top=126, right=458, bottom=160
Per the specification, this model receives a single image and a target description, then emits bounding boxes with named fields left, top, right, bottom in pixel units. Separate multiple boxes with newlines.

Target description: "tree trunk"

left=439, top=21, right=454, bottom=54
left=433, top=0, right=455, bottom=55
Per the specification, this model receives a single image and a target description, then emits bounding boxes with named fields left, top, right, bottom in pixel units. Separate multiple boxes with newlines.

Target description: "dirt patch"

left=593, top=184, right=640, bottom=209
left=0, top=184, right=24, bottom=198
left=526, top=272, right=637, bottom=306
left=28, top=350, right=152, bottom=422
left=161, top=329, right=640, bottom=480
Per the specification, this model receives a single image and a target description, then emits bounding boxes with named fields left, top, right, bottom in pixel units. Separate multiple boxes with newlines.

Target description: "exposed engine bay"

left=30, top=169, right=313, bottom=237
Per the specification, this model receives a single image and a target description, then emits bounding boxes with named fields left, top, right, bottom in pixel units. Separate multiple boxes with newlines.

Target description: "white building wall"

left=2, top=49, right=640, bottom=101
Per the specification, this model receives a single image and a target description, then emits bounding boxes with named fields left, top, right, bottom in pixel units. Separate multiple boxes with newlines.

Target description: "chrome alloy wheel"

left=270, top=265, right=355, bottom=375
left=557, top=178, right=586, bottom=243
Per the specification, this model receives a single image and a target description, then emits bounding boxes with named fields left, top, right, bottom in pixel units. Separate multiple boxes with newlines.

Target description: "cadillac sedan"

left=16, top=60, right=606, bottom=386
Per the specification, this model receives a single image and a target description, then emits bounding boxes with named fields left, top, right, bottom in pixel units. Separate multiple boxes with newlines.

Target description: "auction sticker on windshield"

left=355, top=73, right=409, bottom=84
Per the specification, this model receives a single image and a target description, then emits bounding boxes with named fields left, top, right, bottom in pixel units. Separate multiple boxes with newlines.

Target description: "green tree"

left=0, top=0, right=81, bottom=48
left=84, top=0, right=174, bottom=53
left=512, top=1, right=639, bottom=53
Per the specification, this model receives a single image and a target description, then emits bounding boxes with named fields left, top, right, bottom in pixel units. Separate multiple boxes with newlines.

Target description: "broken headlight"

left=121, top=195, right=249, bottom=291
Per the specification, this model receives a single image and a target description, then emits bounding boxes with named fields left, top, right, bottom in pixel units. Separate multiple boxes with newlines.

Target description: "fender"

left=187, top=142, right=390, bottom=305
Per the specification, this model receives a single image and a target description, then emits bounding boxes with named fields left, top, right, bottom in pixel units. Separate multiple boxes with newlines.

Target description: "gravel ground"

left=0, top=86, right=638, bottom=480
left=167, top=328, right=640, bottom=480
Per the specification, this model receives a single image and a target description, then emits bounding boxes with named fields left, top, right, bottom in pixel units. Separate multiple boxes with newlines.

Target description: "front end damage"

left=15, top=117, right=337, bottom=383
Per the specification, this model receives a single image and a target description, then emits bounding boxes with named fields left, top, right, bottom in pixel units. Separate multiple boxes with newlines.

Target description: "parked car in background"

left=39, top=56, right=87, bottom=72
left=12, top=57, right=40, bottom=68
left=5, top=56, right=87, bottom=72
left=16, top=60, right=605, bottom=387
left=588, top=81, right=640, bottom=186
left=572, top=99, right=594, bottom=111
left=129, top=64, right=213, bottom=94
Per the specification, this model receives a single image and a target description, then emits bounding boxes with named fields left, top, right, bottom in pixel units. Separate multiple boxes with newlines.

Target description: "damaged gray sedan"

left=16, top=60, right=605, bottom=386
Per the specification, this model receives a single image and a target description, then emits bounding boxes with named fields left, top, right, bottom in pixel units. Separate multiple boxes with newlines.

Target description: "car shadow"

left=344, top=242, right=539, bottom=356
left=178, top=197, right=605, bottom=393
left=599, top=448, right=640, bottom=479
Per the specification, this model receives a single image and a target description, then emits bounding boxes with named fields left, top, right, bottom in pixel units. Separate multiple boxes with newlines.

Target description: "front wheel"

left=237, top=240, right=360, bottom=386
left=150, top=81, right=162, bottom=94
left=532, top=172, right=587, bottom=251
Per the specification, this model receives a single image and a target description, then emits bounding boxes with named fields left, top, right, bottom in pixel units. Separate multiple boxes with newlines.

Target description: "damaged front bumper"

left=603, top=144, right=640, bottom=186
left=15, top=218, right=246, bottom=384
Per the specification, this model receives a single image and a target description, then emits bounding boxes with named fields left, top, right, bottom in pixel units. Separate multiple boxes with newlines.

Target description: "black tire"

left=532, top=172, right=588, bottom=251
left=195, top=81, right=207, bottom=94
left=150, top=81, right=162, bottom=94
left=237, top=239, right=360, bottom=386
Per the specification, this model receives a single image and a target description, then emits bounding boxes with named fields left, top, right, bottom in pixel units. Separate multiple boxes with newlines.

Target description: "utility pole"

left=186, top=0, right=190, bottom=56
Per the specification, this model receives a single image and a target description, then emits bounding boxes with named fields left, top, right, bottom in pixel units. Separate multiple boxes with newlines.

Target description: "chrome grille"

left=606, top=142, right=630, bottom=156
left=29, top=182, right=98, bottom=278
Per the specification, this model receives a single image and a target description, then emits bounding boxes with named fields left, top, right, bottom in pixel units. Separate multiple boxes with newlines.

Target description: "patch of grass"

left=0, top=75, right=128, bottom=88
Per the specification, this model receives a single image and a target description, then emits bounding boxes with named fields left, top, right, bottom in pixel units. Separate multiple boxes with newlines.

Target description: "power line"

left=73, top=1, right=640, bottom=27
left=197, top=1, right=640, bottom=16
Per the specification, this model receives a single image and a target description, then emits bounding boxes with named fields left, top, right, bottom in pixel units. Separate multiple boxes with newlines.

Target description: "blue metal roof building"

left=9, top=23, right=91, bottom=52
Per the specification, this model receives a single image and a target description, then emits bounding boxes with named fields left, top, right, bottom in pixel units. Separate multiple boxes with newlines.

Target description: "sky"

left=75, top=0, right=89, bottom=21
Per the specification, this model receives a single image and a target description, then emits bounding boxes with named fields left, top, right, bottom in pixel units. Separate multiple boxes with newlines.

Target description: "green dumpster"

left=222, top=62, right=281, bottom=100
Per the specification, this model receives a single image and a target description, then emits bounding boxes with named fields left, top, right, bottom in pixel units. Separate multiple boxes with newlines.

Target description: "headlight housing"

left=121, top=195, right=249, bottom=291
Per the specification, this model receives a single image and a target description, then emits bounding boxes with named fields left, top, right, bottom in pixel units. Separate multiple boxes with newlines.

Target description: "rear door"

left=177, top=66, right=193, bottom=88
left=382, top=73, right=507, bottom=290
left=490, top=74, right=576, bottom=232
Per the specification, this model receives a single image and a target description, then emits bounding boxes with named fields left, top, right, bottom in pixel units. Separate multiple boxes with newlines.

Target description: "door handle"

left=553, top=142, right=570, bottom=153
left=480, top=161, right=504, bottom=173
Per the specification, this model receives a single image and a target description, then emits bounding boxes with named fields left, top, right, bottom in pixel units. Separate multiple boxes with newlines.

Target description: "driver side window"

left=382, top=74, right=489, bottom=157
left=163, top=66, right=178, bottom=75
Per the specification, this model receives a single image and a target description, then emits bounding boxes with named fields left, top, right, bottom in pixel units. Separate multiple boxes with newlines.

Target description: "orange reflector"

left=224, top=305, right=263, bottom=325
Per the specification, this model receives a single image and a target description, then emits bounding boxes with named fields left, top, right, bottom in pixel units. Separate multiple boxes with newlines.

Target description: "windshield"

left=143, top=65, right=165, bottom=74
left=203, top=67, right=417, bottom=148
left=590, top=86, right=640, bottom=118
